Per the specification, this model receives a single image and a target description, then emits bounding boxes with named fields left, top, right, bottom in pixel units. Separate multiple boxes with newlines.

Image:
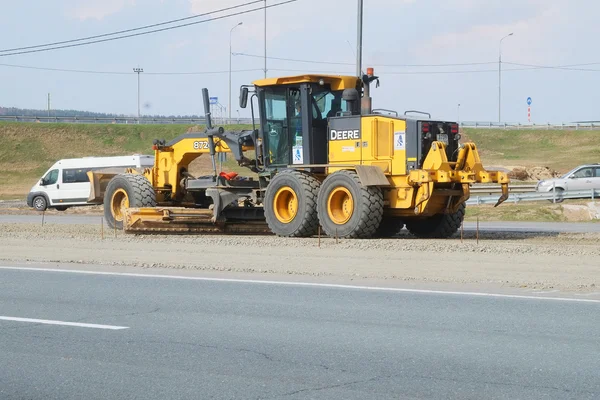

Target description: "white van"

left=27, top=155, right=155, bottom=211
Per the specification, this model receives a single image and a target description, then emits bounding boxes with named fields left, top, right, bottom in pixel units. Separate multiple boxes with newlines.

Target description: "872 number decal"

left=193, top=141, right=209, bottom=150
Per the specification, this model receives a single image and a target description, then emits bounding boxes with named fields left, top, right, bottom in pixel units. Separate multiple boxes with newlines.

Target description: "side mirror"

left=40, top=179, right=46, bottom=186
left=239, top=87, right=249, bottom=109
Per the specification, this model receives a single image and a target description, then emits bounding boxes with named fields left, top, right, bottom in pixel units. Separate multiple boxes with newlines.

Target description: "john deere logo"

left=330, top=129, right=361, bottom=141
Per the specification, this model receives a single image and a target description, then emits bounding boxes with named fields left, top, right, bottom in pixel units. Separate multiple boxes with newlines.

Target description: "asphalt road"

left=1, top=265, right=599, bottom=400
left=1, top=214, right=599, bottom=233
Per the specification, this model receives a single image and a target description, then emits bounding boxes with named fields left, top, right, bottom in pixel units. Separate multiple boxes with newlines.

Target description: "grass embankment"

left=0, top=122, right=251, bottom=198
left=462, top=128, right=600, bottom=171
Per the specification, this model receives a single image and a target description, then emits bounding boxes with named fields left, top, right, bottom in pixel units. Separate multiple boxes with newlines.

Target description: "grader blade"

left=123, top=207, right=272, bottom=235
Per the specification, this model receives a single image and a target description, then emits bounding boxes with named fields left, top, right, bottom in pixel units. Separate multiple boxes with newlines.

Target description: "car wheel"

left=32, top=196, right=48, bottom=211
left=548, top=188, right=564, bottom=203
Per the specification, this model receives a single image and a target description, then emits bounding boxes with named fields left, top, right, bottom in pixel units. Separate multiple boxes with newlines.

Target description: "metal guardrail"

left=467, top=189, right=600, bottom=205
left=460, top=122, right=600, bottom=130
left=0, top=115, right=253, bottom=125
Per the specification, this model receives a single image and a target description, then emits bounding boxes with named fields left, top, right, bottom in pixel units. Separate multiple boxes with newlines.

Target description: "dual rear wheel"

left=264, top=170, right=383, bottom=239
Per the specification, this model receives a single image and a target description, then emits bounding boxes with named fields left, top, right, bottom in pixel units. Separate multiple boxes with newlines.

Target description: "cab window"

left=43, top=169, right=59, bottom=185
left=313, top=90, right=346, bottom=119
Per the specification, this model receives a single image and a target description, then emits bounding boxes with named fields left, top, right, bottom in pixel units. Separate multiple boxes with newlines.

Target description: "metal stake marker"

left=476, top=217, right=480, bottom=245
left=460, top=221, right=464, bottom=243
left=41, top=211, right=45, bottom=226
left=335, top=229, right=339, bottom=245
left=318, top=226, right=321, bottom=248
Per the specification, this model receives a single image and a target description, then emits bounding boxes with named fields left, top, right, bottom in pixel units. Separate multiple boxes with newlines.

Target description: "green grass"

left=462, top=128, right=600, bottom=172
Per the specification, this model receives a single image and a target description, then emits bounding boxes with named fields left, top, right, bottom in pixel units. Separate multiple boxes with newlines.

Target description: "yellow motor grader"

left=91, top=68, right=509, bottom=238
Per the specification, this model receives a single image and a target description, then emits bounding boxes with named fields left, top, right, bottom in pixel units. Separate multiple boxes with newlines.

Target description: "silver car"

left=536, top=163, right=600, bottom=201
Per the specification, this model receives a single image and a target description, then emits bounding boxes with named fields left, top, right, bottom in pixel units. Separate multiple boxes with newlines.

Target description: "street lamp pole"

left=356, top=0, right=363, bottom=77
left=264, top=0, right=267, bottom=78
left=133, top=67, right=143, bottom=119
left=498, top=33, right=513, bottom=123
left=457, top=103, right=461, bottom=125
left=229, top=22, right=243, bottom=121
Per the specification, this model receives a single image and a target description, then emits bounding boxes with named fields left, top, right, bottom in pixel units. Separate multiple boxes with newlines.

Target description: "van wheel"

left=103, top=174, right=156, bottom=230
left=55, top=206, right=69, bottom=212
left=33, top=196, right=48, bottom=211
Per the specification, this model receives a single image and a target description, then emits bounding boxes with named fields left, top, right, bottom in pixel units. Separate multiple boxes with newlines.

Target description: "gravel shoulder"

left=1, top=222, right=599, bottom=294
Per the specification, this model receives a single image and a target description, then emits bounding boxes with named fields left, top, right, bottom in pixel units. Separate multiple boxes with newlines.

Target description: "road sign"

left=527, top=97, right=532, bottom=106
left=209, top=97, right=218, bottom=105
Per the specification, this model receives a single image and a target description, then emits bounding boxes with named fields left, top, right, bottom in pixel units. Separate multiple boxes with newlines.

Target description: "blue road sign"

left=209, top=97, right=218, bottom=105
left=527, top=97, right=532, bottom=106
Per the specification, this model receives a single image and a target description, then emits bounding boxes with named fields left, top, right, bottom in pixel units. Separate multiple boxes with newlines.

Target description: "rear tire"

left=406, top=203, right=465, bottom=239
left=103, top=174, right=157, bottom=230
left=264, top=170, right=320, bottom=237
left=55, top=206, right=69, bottom=212
left=317, top=170, right=383, bottom=239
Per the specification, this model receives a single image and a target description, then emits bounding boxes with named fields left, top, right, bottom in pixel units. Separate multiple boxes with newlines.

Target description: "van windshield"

left=43, top=169, right=59, bottom=185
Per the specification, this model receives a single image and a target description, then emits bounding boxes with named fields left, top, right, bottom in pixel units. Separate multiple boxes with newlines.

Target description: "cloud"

left=67, top=0, right=137, bottom=21
left=411, top=0, right=580, bottom=64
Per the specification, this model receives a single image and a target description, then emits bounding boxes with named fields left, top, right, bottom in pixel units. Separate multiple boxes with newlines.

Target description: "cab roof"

left=252, top=74, right=360, bottom=91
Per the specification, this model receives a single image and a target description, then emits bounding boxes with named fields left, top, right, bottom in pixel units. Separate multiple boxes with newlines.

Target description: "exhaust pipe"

left=202, top=88, right=218, bottom=179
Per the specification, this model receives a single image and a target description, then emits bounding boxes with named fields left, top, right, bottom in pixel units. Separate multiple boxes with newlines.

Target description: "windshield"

left=561, top=166, right=583, bottom=179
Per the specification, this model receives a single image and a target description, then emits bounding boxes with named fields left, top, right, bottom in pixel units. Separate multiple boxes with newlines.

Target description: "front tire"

left=317, top=170, right=383, bottom=239
left=32, top=195, right=47, bottom=211
left=264, top=170, right=320, bottom=237
left=547, top=188, right=564, bottom=203
left=405, top=203, right=465, bottom=239
left=103, top=174, right=157, bottom=230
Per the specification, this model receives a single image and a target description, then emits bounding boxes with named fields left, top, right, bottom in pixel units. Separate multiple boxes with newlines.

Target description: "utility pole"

left=498, top=33, right=513, bottom=123
left=229, top=22, right=243, bottom=121
left=264, top=0, right=267, bottom=78
left=457, top=103, right=461, bottom=124
left=356, top=0, right=363, bottom=78
left=133, top=67, right=143, bottom=120
left=47, top=93, right=51, bottom=118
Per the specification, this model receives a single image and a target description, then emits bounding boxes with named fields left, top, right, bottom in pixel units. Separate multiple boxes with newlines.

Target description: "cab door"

left=39, top=169, right=60, bottom=205
left=566, top=167, right=595, bottom=191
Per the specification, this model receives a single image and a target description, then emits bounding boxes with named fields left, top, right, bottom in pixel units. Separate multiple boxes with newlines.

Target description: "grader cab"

left=96, top=69, right=509, bottom=238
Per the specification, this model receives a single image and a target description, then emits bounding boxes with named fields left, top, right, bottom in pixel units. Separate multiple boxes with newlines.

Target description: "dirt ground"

left=1, top=221, right=599, bottom=294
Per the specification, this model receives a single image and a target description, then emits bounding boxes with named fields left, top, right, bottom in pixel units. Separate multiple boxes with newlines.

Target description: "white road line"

left=1, top=265, right=600, bottom=304
left=0, top=316, right=129, bottom=330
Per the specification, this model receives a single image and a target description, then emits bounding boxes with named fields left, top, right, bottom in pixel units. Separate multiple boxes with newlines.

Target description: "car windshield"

left=561, top=166, right=581, bottom=179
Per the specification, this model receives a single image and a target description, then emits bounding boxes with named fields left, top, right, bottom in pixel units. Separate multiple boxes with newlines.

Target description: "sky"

left=0, top=0, right=598, bottom=123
